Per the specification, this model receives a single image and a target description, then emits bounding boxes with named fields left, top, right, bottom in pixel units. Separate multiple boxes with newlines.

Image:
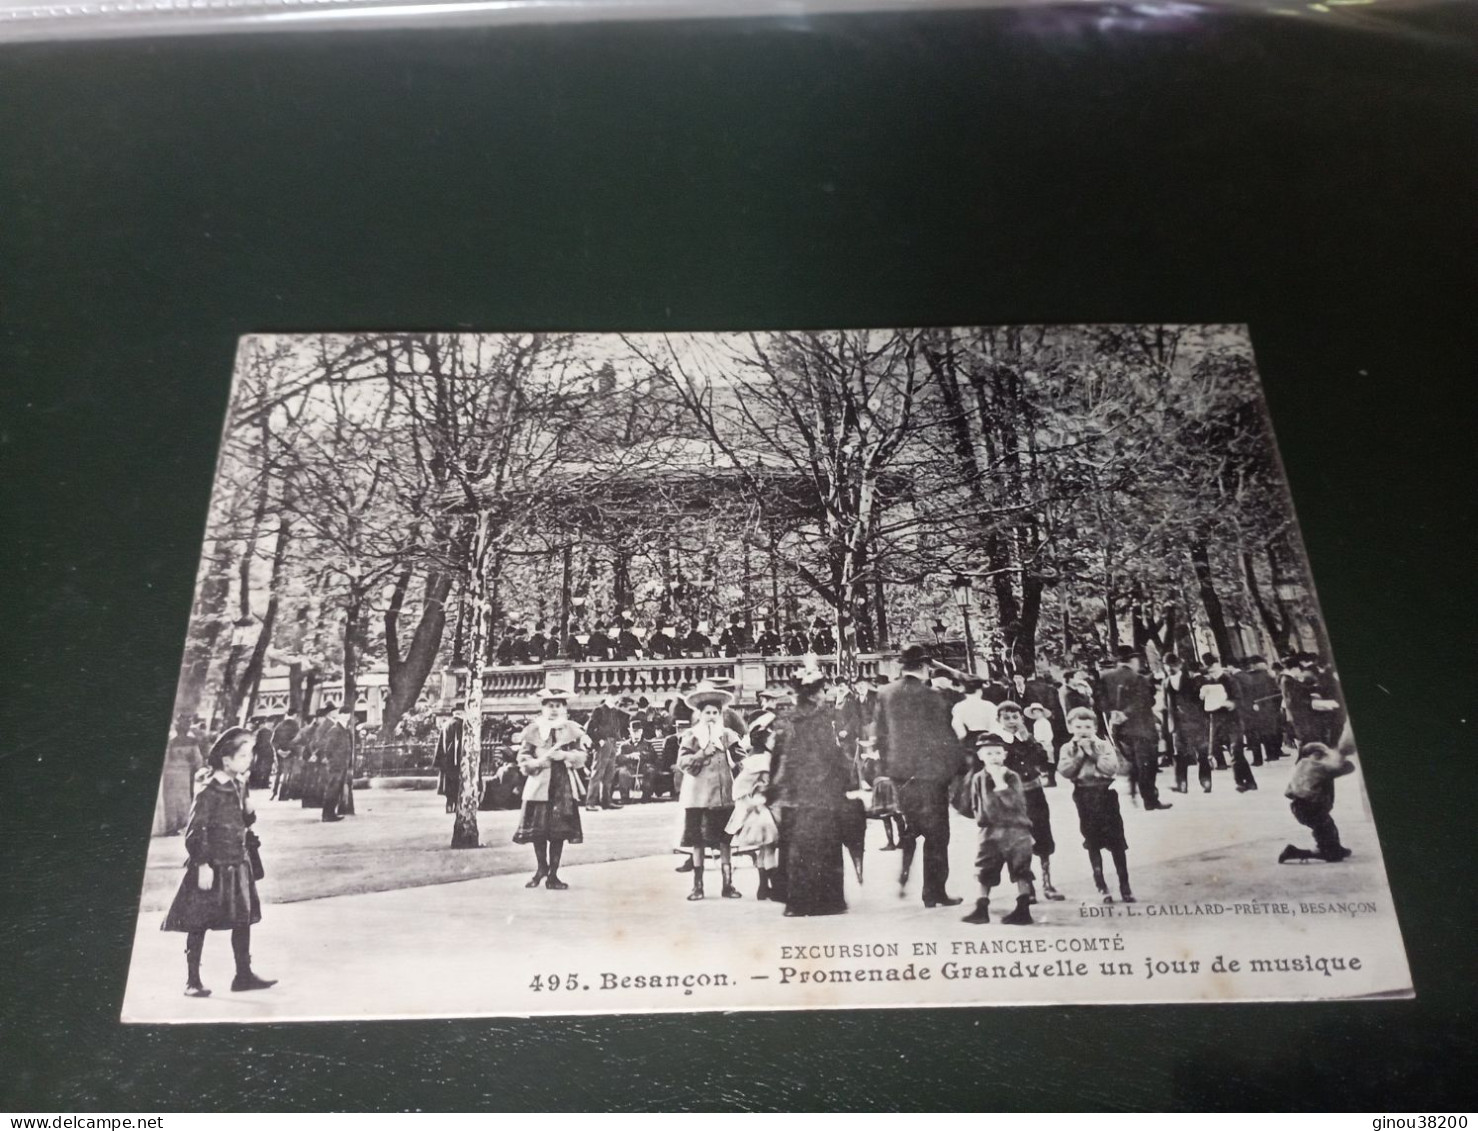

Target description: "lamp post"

left=950, top=574, right=977, bottom=675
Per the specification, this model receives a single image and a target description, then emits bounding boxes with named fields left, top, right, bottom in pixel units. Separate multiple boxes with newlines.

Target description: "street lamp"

left=950, top=574, right=977, bottom=675
left=930, top=619, right=947, bottom=644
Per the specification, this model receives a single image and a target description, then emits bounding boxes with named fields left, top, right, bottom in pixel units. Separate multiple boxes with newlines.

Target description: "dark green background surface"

left=1, top=5, right=1474, bottom=1110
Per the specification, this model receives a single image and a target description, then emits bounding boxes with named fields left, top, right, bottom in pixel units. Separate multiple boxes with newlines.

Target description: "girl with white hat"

left=676, top=682, right=743, bottom=900
left=512, top=689, right=591, bottom=890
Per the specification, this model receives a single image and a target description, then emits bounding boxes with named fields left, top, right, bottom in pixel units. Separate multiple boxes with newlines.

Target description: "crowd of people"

left=491, top=612, right=871, bottom=665
left=460, top=639, right=1358, bottom=924
left=156, top=636, right=1358, bottom=998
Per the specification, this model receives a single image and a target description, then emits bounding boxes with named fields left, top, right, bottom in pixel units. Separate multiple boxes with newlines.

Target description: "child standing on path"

left=161, top=727, right=276, bottom=998
left=677, top=681, right=744, bottom=901
left=726, top=712, right=782, bottom=899
left=1058, top=706, right=1135, bottom=904
left=961, top=734, right=1036, bottom=926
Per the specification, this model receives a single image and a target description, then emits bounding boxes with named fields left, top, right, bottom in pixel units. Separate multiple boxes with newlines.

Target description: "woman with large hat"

left=513, top=688, right=591, bottom=890
left=676, top=681, right=743, bottom=900
left=770, top=666, right=850, bottom=917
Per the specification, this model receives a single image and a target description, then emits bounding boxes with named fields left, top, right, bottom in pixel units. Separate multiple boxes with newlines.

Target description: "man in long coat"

left=1102, top=645, right=1171, bottom=810
left=876, top=643, right=966, bottom=907
left=433, top=707, right=465, bottom=813
left=269, top=712, right=303, bottom=800
left=1162, top=654, right=1210, bottom=792
left=585, top=695, right=631, bottom=810
left=299, top=705, right=334, bottom=809
left=320, top=704, right=357, bottom=822
left=1202, top=653, right=1257, bottom=791
left=1234, top=654, right=1284, bottom=765
left=1022, top=668, right=1070, bottom=760
left=248, top=718, right=275, bottom=791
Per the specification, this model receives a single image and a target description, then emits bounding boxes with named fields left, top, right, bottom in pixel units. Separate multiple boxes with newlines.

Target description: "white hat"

left=684, top=681, right=734, bottom=710
left=536, top=687, right=569, bottom=703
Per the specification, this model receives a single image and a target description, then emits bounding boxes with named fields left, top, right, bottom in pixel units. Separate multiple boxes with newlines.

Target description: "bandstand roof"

left=442, top=437, right=839, bottom=525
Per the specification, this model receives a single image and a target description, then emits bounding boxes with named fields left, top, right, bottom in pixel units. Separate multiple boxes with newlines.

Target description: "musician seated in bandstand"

left=755, top=621, right=784, bottom=656
left=682, top=621, right=712, bottom=658
left=585, top=622, right=614, bottom=662
left=648, top=622, right=679, bottom=659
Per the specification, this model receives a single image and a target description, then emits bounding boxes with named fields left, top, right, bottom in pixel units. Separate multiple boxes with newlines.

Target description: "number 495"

left=529, top=973, right=582, bottom=992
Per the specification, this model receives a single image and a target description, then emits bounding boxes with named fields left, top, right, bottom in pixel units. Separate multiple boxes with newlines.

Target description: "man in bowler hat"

left=1102, top=645, right=1171, bottom=810
left=875, top=642, right=966, bottom=907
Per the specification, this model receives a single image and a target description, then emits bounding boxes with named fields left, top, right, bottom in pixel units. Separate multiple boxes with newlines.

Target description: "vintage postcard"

left=121, top=326, right=1412, bottom=1022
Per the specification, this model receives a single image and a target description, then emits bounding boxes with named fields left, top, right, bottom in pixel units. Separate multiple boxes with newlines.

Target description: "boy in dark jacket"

left=961, top=734, right=1036, bottom=925
left=1278, top=742, right=1356, bottom=863
left=996, top=702, right=1064, bottom=901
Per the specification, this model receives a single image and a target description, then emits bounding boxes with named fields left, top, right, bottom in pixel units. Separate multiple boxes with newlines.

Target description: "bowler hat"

left=898, top=642, right=929, bottom=666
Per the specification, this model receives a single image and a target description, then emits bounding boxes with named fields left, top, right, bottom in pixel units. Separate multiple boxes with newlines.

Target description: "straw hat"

left=536, top=687, right=570, bottom=703
left=684, top=681, right=734, bottom=710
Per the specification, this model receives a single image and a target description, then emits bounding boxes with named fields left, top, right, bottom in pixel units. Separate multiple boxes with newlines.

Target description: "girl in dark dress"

left=161, top=727, right=276, bottom=997
left=513, top=689, right=590, bottom=890
left=770, top=668, right=850, bottom=917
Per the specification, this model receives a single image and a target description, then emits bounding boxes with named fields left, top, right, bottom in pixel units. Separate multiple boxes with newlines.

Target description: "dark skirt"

left=782, top=806, right=848, bottom=916
left=1073, top=786, right=1127, bottom=853
left=1025, top=786, right=1056, bottom=857
left=161, top=862, right=262, bottom=932
left=681, top=806, right=734, bottom=847
left=840, top=797, right=867, bottom=859
left=512, top=763, right=584, bottom=844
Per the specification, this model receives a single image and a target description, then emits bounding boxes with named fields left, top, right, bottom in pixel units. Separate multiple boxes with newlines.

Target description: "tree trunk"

left=613, top=549, right=632, bottom=613
left=1189, top=535, right=1233, bottom=659
left=1243, top=549, right=1292, bottom=656
left=557, top=544, right=573, bottom=656
left=1012, top=574, right=1044, bottom=674
left=451, top=574, right=468, bottom=668
left=175, top=542, right=233, bottom=722
left=988, top=530, right=1024, bottom=658
left=453, top=514, right=492, bottom=849
left=287, top=662, right=304, bottom=718
left=241, top=515, right=291, bottom=719
left=381, top=570, right=454, bottom=739
left=342, top=589, right=364, bottom=718
left=872, top=570, right=889, bottom=653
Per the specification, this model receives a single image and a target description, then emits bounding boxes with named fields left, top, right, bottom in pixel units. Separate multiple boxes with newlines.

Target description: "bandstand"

left=442, top=435, right=918, bottom=712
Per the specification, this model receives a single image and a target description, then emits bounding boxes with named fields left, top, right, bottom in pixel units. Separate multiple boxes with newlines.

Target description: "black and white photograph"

left=120, top=325, right=1412, bottom=1022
